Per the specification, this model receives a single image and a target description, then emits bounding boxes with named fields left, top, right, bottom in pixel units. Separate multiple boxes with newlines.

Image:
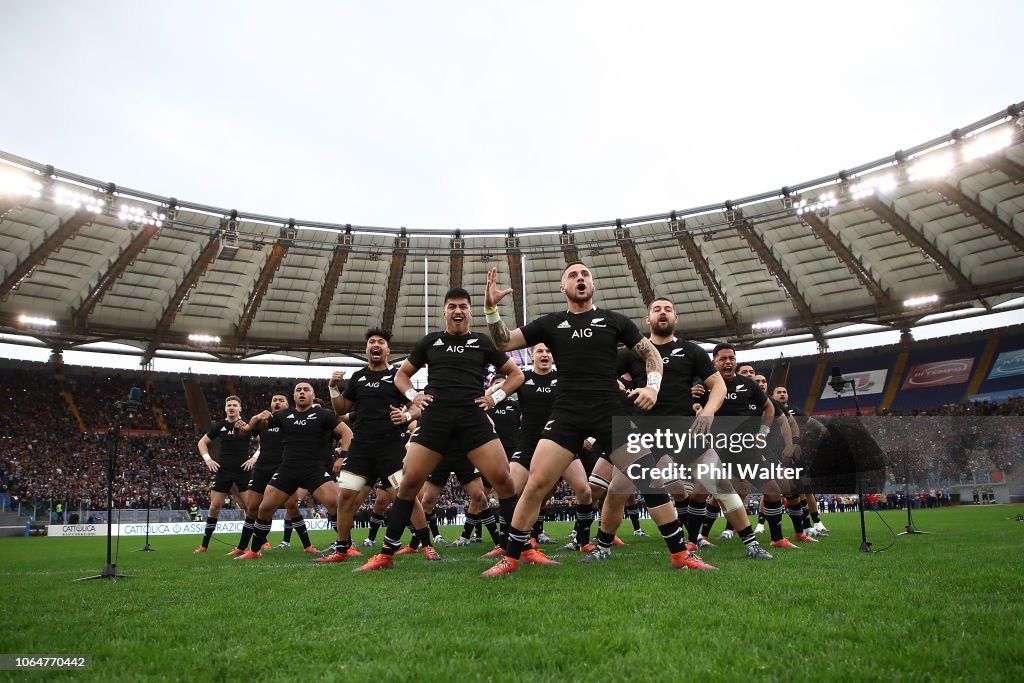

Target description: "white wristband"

left=485, top=310, right=501, bottom=324
left=405, top=388, right=419, bottom=402
left=403, top=411, right=412, bottom=423
left=758, top=425, right=771, bottom=436
left=585, top=437, right=597, bottom=447
left=251, top=449, right=260, bottom=461
left=329, top=386, right=341, bottom=398
left=491, top=388, right=507, bottom=404
left=646, top=371, right=663, bottom=391
left=202, top=454, right=212, bottom=461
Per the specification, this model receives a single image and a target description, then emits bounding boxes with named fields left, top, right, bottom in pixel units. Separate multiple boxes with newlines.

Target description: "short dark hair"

left=649, top=297, right=674, bottom=310
left=444, top=287, right=472, bottom=304
left=365, top=327, right=392, bottom=342
left=736, top=362, right=755, bottom=373
left=561, top=261, right=589, bottom=279
left=712, top=343, right=735, bottom=358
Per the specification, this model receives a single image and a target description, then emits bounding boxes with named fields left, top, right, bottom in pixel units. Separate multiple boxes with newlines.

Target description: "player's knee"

left=643, top=492, right=672, bottom=508
left=715, top=492, right=744, bottom=513
left=574, top=487, right=592, bottom=506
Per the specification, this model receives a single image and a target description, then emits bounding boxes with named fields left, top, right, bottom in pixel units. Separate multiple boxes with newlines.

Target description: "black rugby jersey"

left=265, top=406, right=341, bottom=466
left=516, top=369, right=558, bottom=437
left=205, top=420, right=252, bottom=465
left=618, top=338, right=716, bottom=416
left=520, top=307, right=643, bottom=399
left=256, top=425, right=284, bottom=469
left=698, top=375, right=769, bottom=418
left=343, top=366, right=409, bottom=442
left=779, top=402, right=809, bottom=432
left=487, top=394, right=521, bottom=447
left=407, top=330, right=509, bottom=405
left=769, top=398, right=787, bottom=418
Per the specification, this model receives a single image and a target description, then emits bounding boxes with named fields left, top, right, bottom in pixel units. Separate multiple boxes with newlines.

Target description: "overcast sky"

left=1, top=1, right=1021, bottom=231
left=0, top=2, right=1021, bottom=374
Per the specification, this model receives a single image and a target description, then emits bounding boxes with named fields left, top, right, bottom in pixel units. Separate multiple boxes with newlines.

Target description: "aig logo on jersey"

left=571, top=328, right=593, bottom=339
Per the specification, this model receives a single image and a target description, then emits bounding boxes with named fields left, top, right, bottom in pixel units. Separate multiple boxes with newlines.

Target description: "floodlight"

left=18, top=314, right=57, bottom=328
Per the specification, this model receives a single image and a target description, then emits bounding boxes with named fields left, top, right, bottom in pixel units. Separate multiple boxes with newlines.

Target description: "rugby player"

left=354, top=287, right=524, bottom=572
left=194, top=395, right=252, bottom=553
left=481, top=264, right=712, bottom=576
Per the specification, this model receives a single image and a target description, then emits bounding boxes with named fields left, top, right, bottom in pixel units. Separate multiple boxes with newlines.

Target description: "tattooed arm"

left=484, top=267, right=528, bottom=352
left=627, top=337, right=663, bottom=411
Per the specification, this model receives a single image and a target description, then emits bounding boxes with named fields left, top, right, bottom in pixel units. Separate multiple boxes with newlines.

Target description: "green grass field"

left=1, top=505, right=1022, bottom=682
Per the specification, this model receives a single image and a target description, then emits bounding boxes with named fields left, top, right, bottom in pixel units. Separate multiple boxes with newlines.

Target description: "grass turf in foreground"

left=0, top=505, right=1022, bottom=682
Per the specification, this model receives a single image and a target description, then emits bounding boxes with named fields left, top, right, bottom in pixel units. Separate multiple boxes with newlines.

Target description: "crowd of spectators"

left=0, top=361, right=1020, bottom=519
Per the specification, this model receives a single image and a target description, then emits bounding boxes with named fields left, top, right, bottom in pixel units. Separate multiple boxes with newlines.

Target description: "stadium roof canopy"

left=1, top=103, right=1023, bottom=365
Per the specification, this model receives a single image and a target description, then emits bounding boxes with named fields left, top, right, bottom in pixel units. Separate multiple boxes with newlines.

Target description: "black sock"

left=504, top=526, right=532, bottom=561
left=811, top=509, right=821, bottom=524
left=338, top=537, right=352, bottom=554
left=291, top=516, right=312, bottom=549
left=237, top=517, right=255, bottom=550
left=575, top=504, right=595, bottom=546
left=625, top=503, right=641, bottom=531
left=480, top=511, right=501, bottom=546
left=787, top=501, right=805, bottom=535
left=675, top=501, right=687, bottom=525
left=738, top=525, right=757, bottom=547
left=538, top=506, right=549, bottom=534
left=427, top=511, right=440, bottom=538
left=473, top=518, right=483, bottom=538
left=415, top=526, right=432, bottom=549
left=251, top=518, right=272, bottom=551
left=763, top=500, right=785, bottom=542
left=596, top=529, right=615, bottom=550
left=497, top=496, right=518, bottom=547
left=701, top=503, right=721, bottom=537
left=282, top=518, right=294, bottom=543
left=328, top=513, right=337, bottom=531
left=758, top=510, right=766, bottom=525
left=461, top=512, right=479, bottom=539
left=407, top=525, right=420, bottom=549
left=202, top=516, right=217, bottom=548
left=531, top=518, right=543, bottom=539
left=801, top=501, right=812, bottom=531
left=368, top=513, right=385, bottom=541
left=381, top=498, right=415, bottom=556
left=657, top=520, right=687, bottom=555
left=686, top=502, right=707, bottom=543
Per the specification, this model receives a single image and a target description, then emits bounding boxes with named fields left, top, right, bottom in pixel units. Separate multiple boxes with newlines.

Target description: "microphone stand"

left=832, top=373, right=871, bottom=552
left=897, top=455, right=929, bottom=536
left=137, top=448, right=156, bottom=552
left=77, top=399, right=137, bottom=581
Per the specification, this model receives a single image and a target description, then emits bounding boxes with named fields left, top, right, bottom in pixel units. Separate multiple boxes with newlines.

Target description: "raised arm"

left=484, top=267, right=528, bottom=352
left=626, top=337, right=664, bottom=411
left=328, top=370, right=353, bottom=416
